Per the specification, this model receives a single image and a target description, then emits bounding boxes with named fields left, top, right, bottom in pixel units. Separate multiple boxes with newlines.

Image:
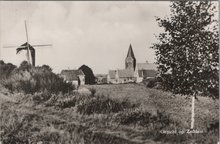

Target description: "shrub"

left=0, top=110, right=43, bottom=144
left=142, top=77, right=163, bottom=89
left=77, top=95, right=138, bottom=115
left=207, top=120, right=219, bottom=133
left=31, top=91, right=52, bottom=105
left=114, top=109, right=175, bottom=129
left=56, top=97, right=77, bottom=109
left=52, top=92, right=91, bottom=109
left=2, top=63, right=73, bottom=94
left=143, top=78, right=157, bottom=88
left=88, top=88, right=96, bottom=96
left=0, top=60, right=16, bottom=80
left=44, top=94, right=59, bottom=107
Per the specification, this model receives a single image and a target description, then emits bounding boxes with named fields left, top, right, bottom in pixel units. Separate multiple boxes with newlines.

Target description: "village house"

left=95, top=74, right=108, bottom=84
left=107, top=44, right=157, bottom=84
left=60, top=69, right=85, bottom=87
left=134, top=62, right=157, bottom=83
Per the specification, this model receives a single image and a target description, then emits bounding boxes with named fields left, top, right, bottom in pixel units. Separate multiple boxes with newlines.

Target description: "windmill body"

left=17, top=42, right=35, bottom=66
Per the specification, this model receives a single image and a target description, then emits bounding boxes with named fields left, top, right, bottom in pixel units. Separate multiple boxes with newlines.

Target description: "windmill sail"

left=3, top=21, right=52, bottom=66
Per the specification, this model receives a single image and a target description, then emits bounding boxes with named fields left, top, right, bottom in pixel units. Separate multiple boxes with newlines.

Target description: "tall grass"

left=0, top=83, right=218, bottom=144
left=77, top=95, right=138, bottom=115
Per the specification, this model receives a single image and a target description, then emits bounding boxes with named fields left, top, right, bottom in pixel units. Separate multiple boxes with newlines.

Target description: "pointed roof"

left=126, top=44, right=135, bottom=59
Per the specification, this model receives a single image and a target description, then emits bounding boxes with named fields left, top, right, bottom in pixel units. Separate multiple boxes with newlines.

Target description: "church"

left=107, top=44, right=157, bottom=84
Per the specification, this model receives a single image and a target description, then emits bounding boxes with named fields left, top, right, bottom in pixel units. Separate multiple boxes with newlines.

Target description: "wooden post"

left=190, top=94, right=195, bottom=129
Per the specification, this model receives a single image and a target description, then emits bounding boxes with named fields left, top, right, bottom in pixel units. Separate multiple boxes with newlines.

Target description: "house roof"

left=108, top=70, right=117, bottom=79
left=108, top=69, right=135, bottom=79
left=118, top=69, right=134, bottom=78
left=136, top=63, right=157, bottom=70
left=95, top=74, right=108, bottom=78
left=60, top=69, right=84, bottom=81
left=138, top=70, right=157, bottom=78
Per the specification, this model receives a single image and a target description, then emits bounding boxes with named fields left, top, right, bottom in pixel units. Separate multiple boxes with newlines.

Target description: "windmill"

left=3, top=20, right=52, bottom=66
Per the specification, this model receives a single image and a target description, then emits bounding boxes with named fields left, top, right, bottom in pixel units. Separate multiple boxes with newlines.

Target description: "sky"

left=0, top=1, right=214, bottom=74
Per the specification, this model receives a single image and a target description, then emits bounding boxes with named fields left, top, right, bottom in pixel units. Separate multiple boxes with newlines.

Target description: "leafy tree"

left=0, top=60, right=5, bottom=65
left=79, top=65, right=96, bottom=84
left=0, top=60, right=17, bottom=80
left=152, top=1, right=218, bottom=129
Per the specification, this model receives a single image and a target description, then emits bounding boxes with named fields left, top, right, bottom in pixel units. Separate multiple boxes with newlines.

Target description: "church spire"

left=125, top=44, right=136, bottom=70
left=127, top=44, right=135, bottom=59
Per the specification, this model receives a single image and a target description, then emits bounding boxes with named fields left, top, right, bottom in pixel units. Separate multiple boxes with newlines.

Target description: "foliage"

left=0, top=84, right=218, bottom=143
left=55, top=94, right=79, bottom=108
left=31, top=91, right=52, bottom=105
left=77, top=95, right=138, bottom=115
left=0, top=110, right=43, bottom=144
left=0, top=107, right=138, bottom=144
left=49, top=92, right=90, bottom=109
left=2, top=61, right=73, bottom=94
left=78, top=65, right=96, bottom=84
left=19, top=60, right=31, bottom=70
left=143, top=77, right=162, bottom=89
left=88, top=87, right=96, bottom=96
left=114, top=108, right=175, bottom=129
left=0, top=60, right=17, bottom=80
left=44, top=86, right=138, bottom=114
left=151, top=1, right=219, bottom=98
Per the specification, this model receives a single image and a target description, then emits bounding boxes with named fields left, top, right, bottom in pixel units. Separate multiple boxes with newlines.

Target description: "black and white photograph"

left=0, top=1, right=219, bottom=144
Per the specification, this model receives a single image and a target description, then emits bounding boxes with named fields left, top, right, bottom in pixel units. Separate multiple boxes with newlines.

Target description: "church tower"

left=125, top=44, right=136, bottom=71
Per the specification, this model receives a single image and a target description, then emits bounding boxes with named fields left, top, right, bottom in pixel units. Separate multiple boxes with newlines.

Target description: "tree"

left=79, top=65, right=96, bottom=84
left=0, top=60, right=16, bottom=80
left=152, top=1, right=218, bottom=129
left=0, top=60, right=5, bottom=65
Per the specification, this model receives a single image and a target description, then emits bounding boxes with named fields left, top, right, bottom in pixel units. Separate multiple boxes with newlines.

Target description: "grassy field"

left=86, top=84, right=218, bottom=129
left=0, top=83, right=218, bottom=144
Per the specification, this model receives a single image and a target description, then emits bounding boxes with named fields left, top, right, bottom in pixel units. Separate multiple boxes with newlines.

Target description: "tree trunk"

left=190, top=94, right=195, bottom=129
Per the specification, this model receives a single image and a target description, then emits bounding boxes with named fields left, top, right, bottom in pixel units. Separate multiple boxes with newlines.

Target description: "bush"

left=44, top=91, right=139, bottom=114
left=0, top=110, right=43, bottom=144
left=31, top=91, right=52, bottom=105
left=114, top=109, right=174, bottom=129
left=88, top=88, right=96, bottom=96
left=56, top=96, right=77, bottom=109
left=0, top=60, right=16, bottom=80
left=143, top=78, right=157, bottom=88
left=45, top=91, right=91, bottom=109
left=2, top=63, right=73, bottom=94
left=77, top=95, right=138, bottom=115
left=143, top=77, right=162, bottom=89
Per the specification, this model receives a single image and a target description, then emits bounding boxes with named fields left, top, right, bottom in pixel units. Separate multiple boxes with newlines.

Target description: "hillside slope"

left=0, top=84, right=218, bottom=144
